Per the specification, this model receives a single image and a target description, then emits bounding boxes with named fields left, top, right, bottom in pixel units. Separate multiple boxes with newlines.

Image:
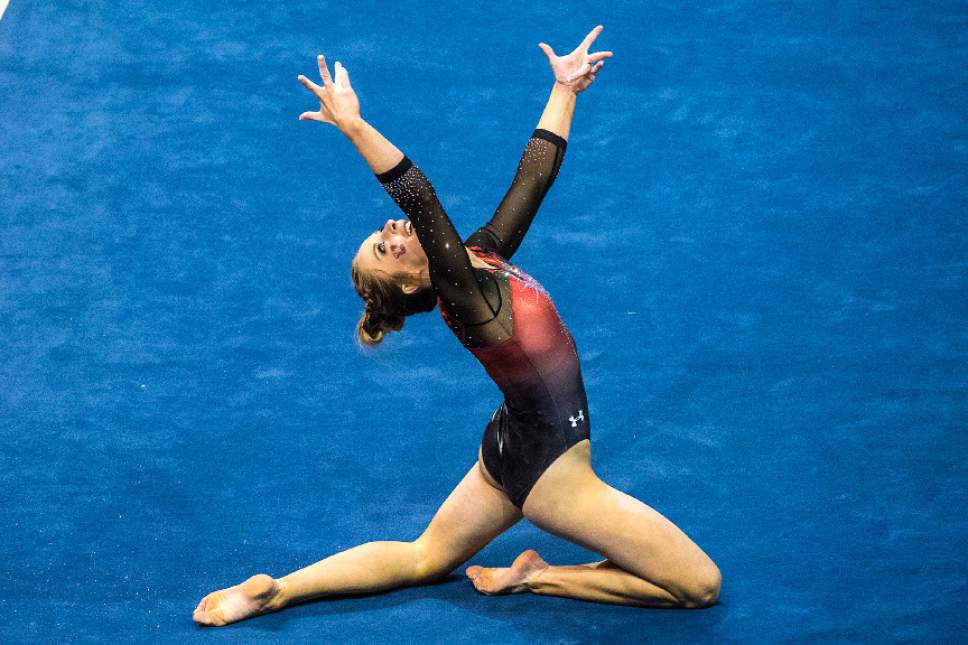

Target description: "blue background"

left=1, top=1, right=966, bottom=642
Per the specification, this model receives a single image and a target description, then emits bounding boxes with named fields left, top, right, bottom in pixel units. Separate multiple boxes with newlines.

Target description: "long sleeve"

left=376, top=156, right=497, bottom=326
left=465, top=128, right=567, bottom=259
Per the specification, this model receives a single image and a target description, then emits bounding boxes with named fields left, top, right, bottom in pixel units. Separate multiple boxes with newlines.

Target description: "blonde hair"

left=350, top=258, right=436, bottom=346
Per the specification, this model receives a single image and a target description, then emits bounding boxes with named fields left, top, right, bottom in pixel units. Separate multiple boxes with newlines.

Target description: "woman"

left=193, top=26, right=721, bottom=627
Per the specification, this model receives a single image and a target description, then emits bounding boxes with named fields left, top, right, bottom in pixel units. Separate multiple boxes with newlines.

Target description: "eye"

left=377, top=242, right=386, bottom=254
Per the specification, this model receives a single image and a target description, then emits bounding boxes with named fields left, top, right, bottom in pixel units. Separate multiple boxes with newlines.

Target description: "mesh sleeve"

left=377, top=156, right=498, bottom=326
left=464, top=128, right=567, bottom=259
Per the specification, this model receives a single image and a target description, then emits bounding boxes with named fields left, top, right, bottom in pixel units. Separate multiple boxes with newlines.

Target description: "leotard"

left=375, top=128, right=589, bottom=508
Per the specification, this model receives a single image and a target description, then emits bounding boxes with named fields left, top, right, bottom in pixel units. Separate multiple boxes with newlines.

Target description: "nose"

left=382, top=219, right=407, bottom=236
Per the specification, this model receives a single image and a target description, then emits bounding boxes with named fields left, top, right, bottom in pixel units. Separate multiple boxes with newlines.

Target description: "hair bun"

left=362, top=305, right=379, bottom=334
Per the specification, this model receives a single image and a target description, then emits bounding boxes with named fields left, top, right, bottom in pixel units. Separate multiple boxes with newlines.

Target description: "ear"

left=401, top=282, right=420, bottom=295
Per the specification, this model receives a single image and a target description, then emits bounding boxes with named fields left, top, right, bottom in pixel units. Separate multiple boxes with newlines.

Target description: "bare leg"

left=467, top=440, right=722, bottom=609
left=274, top=541, right=429, bottom=600
left=528, top=558, right=686, bottom=607
left=467, top=550, right=683, bottom=607
left=193, top=461, right=521, bottom=626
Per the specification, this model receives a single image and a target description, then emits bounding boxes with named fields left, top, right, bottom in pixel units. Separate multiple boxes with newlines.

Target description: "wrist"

left=339, top=116, right=367, bottom=137
left=552, top=81, right=577, bottom=97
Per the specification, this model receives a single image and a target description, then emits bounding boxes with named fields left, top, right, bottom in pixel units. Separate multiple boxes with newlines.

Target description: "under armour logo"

left=568, top=409, right=585, bottom=427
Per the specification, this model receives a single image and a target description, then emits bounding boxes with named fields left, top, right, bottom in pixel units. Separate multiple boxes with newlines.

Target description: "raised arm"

left=297, top=56, right=492, bottom=325
left=466, top=26, right=612, bottom=259
left=464, top=87, right=571, bottom=259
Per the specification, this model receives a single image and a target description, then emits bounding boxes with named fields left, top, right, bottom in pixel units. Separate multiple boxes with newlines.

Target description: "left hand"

left=539, top=25, right=613, bottom=94
left=297, top=54, right=361, bottom=130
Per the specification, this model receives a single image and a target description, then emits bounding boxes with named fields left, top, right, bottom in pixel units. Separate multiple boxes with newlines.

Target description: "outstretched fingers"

left=297, top=74, right=324, bottom=98
left=587, top=50, right=613, bottom=64
left=578, top=24, right=603, bottom=53
left=334, top=60, right=351, bottom=88
left=317, top=54, right=334, bottom=87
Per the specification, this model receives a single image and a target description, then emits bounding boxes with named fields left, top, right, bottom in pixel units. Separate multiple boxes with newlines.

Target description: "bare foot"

left=193, top=573, right=283, bottom=626
left=465, top=549, right=549, bottom=595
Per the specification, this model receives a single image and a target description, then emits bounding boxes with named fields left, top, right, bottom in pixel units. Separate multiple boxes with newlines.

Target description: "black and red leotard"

left=375, top=128, right=589, bottom=508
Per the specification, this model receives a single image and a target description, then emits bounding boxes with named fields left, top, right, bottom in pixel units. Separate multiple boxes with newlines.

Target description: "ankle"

left=267, top=578, right=289, bottom=611
left=523, top=563, right=550, bottom=592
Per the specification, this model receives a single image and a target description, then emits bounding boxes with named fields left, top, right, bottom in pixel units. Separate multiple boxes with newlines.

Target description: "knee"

left=410, top=538, right=457, bottom=583
left=678, top=564, right=722, bottom=609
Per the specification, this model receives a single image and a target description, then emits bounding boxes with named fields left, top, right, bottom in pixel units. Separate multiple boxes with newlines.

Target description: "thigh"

left=414, top=459, right=522, bottom=576
left=522, top=440, right=717, bottom=596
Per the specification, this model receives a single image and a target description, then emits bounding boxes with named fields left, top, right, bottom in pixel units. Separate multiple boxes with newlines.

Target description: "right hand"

left=298, top=54, right=360, bottom=128
left=538, top=25, right=613, bottom=94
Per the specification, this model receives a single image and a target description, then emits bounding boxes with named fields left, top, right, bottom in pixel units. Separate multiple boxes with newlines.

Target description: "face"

left=354, top=218, right=429, bottom=292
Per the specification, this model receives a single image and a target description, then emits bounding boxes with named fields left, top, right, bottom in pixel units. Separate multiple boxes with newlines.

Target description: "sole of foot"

left=465, top=549, right=549, bottom=595
left=193, top=573, right=281, bottom=627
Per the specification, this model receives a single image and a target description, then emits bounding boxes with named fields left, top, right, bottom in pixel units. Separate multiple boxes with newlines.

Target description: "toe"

left=465, top=565, right=483, bottom=579
left=193, top=592, right=221, bottom=626
left=471, top=570, right=495, bottom=594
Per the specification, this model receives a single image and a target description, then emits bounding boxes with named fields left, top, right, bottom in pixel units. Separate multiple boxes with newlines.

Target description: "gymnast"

left=194, top=25, right=721, bottom=627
